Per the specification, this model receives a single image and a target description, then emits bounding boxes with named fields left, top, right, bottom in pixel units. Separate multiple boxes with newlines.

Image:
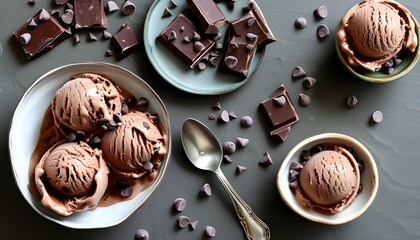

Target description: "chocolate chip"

left=197, top=61, right=206, bottom=70
left=317, top=24, right=330, bottom=38
left=292, top=66, right=306, bottom=78
left=212, top=101, right=222, bottom=110
left=245, top=44, right=254, bottom=51
left=228, top=111, right=237, bottom=119
left=177, top=215, right=190, bottom=228
left=27, top=0, right=36, bottom=5
left=183, top=36, right=190, bottom=43
left=393, top=58, right=402, bottom=67
left=303, top=77, right=316, bottom=89
left=208, top=113, right=216, bottom=120
left=61, top=9, right=74, bottom=25
left=358, top=161, right=364, bottom=173
left=346, top=95, right=358, bottom=108
left=212, top=32, right=222, bottom=41
left=315, top=5, right=328, bottom=18
left=189, top=220, right=198, bottom=230
left=169, top=0, right=178, bottom=8
left=246, top=33, right=258, bottom=41
left=205, top=226, right=216, bottom=238
left=135, top=229, right=149, bottom=240
left=76, top=131, right=86, bottom=140
left=294, top=17, right=307, bottom=29
left=144, top=161, right=153, bottom=171
left=192, top=31, right=201, bottom=41
left=310, top=145, right=323, bottom=154
left=290, top=161, right=303, bottom=170
left=209, top=57, right=219, bottom=66
left=239, top=116, right=253, bottom=127
left=301, top=150, right=312, bottom=161
left=137, top=97, right=149, bottom=111
left=88, top=32, right=97, bottom=41
left=180, top=25, right=185, bottom=32
left=227, top=42, right=238, bottom=53
left=122, top=0, right=136, bottom=15
left=237, top=165, right=247, bottom=174
left=50, top=9, right=61, bottom=16
left=106, top=120, right=118, bottom=130
left=385, top=67, right=395, bottom=74
left=19, top=33, right=31, bottom=45
left=112, top=114, right=122, bottom=124
left=73, top=34, right=80, bottom=44
left=121, top=186, right=133, bottom=197
left=289, top=169, right=299, bottom=181
left=298, top=93, right=311, bottom=107
left=67, top=132, right=77, bottom=142
left=274, top=96, right=286, bottom=106
left=214, top=42, right=223, bottom=50
left=371, top=110, right=383, bottom=123
left=384, top=59, right=393, bottom=68
left=54, top=0, right=67, bottom=5
left=193, top=41, right=205, bottom=52
left=224, top=56, right=238, bottom=68
left=259, top=152, right=273, bottom=166
left=173, top=197, right=187, bottom=211
left=162, top=7, right=171, bottom=18
left=28, top=19, right=37, bottom=28
left=200, top=183, right=212, bottom=196
left=39, top=9, right=50, bottom=21
left=218, top=110, right=230, bottom=123
left=167, top=31, right=177, bottom=41
left=289, top=179, right=299, bottom=189
left=106, top=0, right=119, bottom=13
left=223, top=155, right=233, bottom=163
left=66, top=2, right=73, bottom=9
left=223, top=141, right=236, bottom=154
left=236, top=137, right=249, bottom=148
left=247, top=17, right=256, bottom=27
left=103, top=30, right=112, bottom=39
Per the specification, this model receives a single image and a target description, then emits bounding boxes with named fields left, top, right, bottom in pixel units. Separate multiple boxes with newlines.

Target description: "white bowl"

left=8, top=62, right=171, bottom=229
left=277, top=133, right=378, bottom=225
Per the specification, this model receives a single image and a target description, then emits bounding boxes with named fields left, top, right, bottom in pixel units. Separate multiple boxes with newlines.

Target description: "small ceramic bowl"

left=335, top=5, right=420, bottom=83
left=9, top=62, right=172, bottom=229
left=277, top=133, right=379, bottom=225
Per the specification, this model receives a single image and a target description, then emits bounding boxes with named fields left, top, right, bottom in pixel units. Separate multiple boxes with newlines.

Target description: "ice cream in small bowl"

left=277, top=133, right=378, bottom=225
left=336, top=0, right=420, bottom=83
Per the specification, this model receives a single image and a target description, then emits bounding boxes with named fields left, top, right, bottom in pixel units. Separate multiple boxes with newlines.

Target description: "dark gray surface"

left=1, top=0, right=420, bottom=239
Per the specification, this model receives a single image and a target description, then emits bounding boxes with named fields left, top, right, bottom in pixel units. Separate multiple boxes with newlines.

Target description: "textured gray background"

left=1, top=0, right=420, bottom=239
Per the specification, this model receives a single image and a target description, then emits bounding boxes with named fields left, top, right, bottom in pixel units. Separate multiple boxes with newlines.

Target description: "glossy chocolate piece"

left=259, top=85, right=299, bottom=142
left=74, top=0, right=107, bottom=29
left=13, top=9, right=71, bottom=60
left=157, top=13, right=215, bottom=68
left=186, top=0, right=226, bottom=34
left=111, top=22, right=139, bottom=59
left=238, top=2, right=275, bottom=47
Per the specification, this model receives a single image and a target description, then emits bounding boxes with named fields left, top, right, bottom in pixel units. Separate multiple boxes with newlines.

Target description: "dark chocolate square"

left=74, top=0, right=107, bottom=29
left=111, top=22, right=139, bottom=59
left=13, top=8, right=71, bottom=60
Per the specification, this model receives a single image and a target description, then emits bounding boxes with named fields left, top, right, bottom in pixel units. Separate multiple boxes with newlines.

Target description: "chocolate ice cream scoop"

left=34, top=141, right=109, bottom=216
left=336, top=0, right=418, bottom=72
left=101, top=111, right=166, bottom=178
left=52, top=73, right=123, bottom=133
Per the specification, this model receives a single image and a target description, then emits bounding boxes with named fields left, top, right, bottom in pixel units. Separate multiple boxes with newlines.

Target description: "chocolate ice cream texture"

left=337, top=0, right=418, bottom=72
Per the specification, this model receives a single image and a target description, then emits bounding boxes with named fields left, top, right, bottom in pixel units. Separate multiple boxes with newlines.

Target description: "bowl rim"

left=8, top=62, right=172, bottom=229
left=277, top=133, right=379, bottom=225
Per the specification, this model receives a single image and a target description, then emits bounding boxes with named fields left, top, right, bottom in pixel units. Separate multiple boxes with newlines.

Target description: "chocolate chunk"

left=186, top=0, right=226, bottom=34
left=317, top=24, right=330, bottom=38
left=237, top=165, right=247, bottom=174
left=162, top=8, right=172, bottom=18
left=289, top=179, right=299, bottom=189
left=205, top=226, right=216, bottom=238
left=294, top=17, right=307, bottom=29
left=259, top=152, right=273, bottom=166
left=236, top=137, right=249, bottom=148
left=193, top=41, right=206, bottom=52
left=346, top=95, right=358, bottom=108
left=106, top=1, right=119, bottom=13
left=74, top=0, right=107, bottom=29
left=135, top=229, right=149, bottom=240
left=137, top=97, right=149, bottom=111
left=173, top=197, right=187, bottom=211
left=177, top=215, right=190, bottom=228
left=302, top=77, right=316, bottom=89
left=189, top=220, right=198, bottom=230
left=122, top=0, right=136, bottom=15
left=120, top=186, right=133, bottom=197
left=169, top=0, right=178, bottom=8
left=111, top=22, right=139, bottom=59
left=13, top=8, right=71, bottom=59
left=289, top=169, right=299, bottom=181
left=298, top=93, right=311, bottom=107
left=274, top=96, right=286, bottom=106
left=61, top=9, right=74, bottom=25
left=384, top=59, right=393, bottom=68
left=371, top=110, right=383, bottom=123
left=314, top=5, right=328, bottom=18
left=218, top=110, right=230, bottom=123
left=300, top=150, right=312, bottom=161
left=292, top=66, right=306, bottom=78
left=212, top=101, right=222, bottom=110
left=223, top=155, right=233, bottom=163
left=88, top=32, right=97, bottom=41
left=290, top=161, right=303, bottom=170
left=19, top=33, right=31, bottom=45
left=200, top=183, right=212, bottom=196
left=197, top=61, right=207, bottom=70
left=223, top=141, right=236, bottom=155
left=157, top=13, right=215, bottom=68
left=103, top=30, right=112, bottom=39
left=239, top=116, right=253, bottom=127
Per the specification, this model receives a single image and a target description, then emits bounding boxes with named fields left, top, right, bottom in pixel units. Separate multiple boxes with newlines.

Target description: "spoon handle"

left=215, top=168, right=271, bottom=240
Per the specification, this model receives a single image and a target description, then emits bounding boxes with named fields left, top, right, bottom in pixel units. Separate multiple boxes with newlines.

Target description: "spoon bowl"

left=181, top=118, right=271, bottom=240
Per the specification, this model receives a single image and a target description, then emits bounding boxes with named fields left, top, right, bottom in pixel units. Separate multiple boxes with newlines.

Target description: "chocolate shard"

left=186, top=0, right=227, bottom=34
left=74, top=0, right=107, bottom=29
left=162, top=7, right=172, bottom=18
left=111, top=22, right=139, bottom=59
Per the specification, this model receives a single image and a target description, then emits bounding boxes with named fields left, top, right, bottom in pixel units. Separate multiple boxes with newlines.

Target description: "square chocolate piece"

left=111, top=22, right=139, bottom=59
left=259, top=85, right=299, bottom=142
left=157, top=13, right=215, bottom=68
left=186, top=0, right=226, bottom=34
left=13, top=8, right=71, bottom=60
left=74, top=0, right=107, bottom=29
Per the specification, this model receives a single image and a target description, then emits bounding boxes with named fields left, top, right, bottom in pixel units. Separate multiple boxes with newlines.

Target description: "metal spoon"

left=181, top=118, right=271, bottom=240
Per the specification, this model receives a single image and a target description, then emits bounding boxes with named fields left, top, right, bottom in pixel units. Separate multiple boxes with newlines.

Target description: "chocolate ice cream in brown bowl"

left=335, top=0, right=420, bottom=83
left=277, top=133, right=378, bottom=225
left=9, top=62, right=171, bottom=229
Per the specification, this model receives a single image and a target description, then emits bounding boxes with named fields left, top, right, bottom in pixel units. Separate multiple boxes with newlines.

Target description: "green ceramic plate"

left=144, top=0, right=265, bottom=95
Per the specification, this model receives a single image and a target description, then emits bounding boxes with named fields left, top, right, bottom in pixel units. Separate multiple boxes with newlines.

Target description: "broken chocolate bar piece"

left=74, top=0, right=108, bottom=29
left=157, top=13, right=215, bottom=68
left=186, top=0, right=226, bottom=34
left=13, top=8, right=71, bottom=60
left=236, top=2, right=275, bottom=47
left=111, top=22, right=139, bottom=59
left=259, top=84, right=299, bottom=142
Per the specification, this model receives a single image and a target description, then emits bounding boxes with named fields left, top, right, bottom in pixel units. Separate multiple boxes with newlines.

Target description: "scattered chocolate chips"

left=39, top=9, right=50, bottom=21
left=316, top=24, right=330, bottom=38
left=246, top=33, right=258, bottom=41
left=19, top=33, right=31, bottom=45
left=106, top=0, right=119, bottom=13
left=289, top=169, right=299, bottom=181
left=224, top=56, right=238, bottom=69
left=314, top=5, right=328, bottom=18
left=50, top=9, right=61, bottom=16
left=120, top=186, right=133, bottom=197
left=73, top=33, right=80, bottom=44
left=227, top=42, right=238, bottom=53
left=193, top=41, right=206, bottom=52
left=135, top=229, right=149, bottom=240
left=173, top=197, right=187, bottom=211
left=212, top=32, right=222, bottom=41
left=300, top=149, right=312, bottom=161
left=292, top=66, right=306, bottom=78
left=205, top=226, right=216, bottom=238
left=247, top=17, right=256, bottom=27
left=236, top=137, right=249, bottom=148
left=60, top=9, right=73, bottom=25
left=274, top=96, right=286, bottom=106
left=66, top=132, right=77, bottom=142
left=177, top=215, right=190, bottom=228
left=192, top=31, right=201, bottom=41
left=89, top=135, right=102, bottom=148
left=289, top=180, right=299, bottom=189
left=162, top=7, right=172, bottom=18
left=28, top=19, right=37, bottom=28
left=169, top=0, right=178, bottom=8
left=302, top=77, right=316, bottom=89
left=298, top=93, right=311, bottom=107
left=212, top=101, right=222, bottom=110
left=294, top=17, right=307, bottom=29
left=143, top=161, right=153, bottom=171
left=346, top=95, right=358, bottom=108
left=223, top=141, right=236, bottom=155
left=228, top=111, right=237, bottom=119
left=197, top=61, right=207, bottom=70
left=218, top=110, right=230, bottom=123
left=189, top=220, right=198, bottom=230
left=259, top=152, right=273, bottom=166
left=223, top=155, right=233, bottom=163
left=122, top=0, right=136, bottom=15
left=137, top=97, right=149, bottom=111
left=167, top=31, right=177, bottom=41
left=200, top=183, right=212, bottom=197
left=88, top=32, right=97, bottom=41
left=28, top=0, right=36, bottom=5
left=239, top=116, right=253, bottom=128
left=208, top=113, right=216, bottom=120
left=54, top=0, right=68, bottom=5
left=371, top=110, right=383, bottom=123
left=103, top=30, right=112, bottom=39
left=237, top=165, right=247, bottom=174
